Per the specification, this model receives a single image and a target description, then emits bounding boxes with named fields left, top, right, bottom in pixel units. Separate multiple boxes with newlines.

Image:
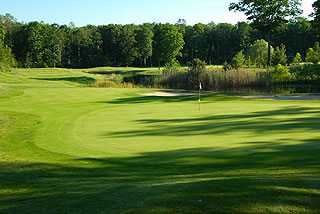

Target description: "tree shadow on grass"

left=33, top=76, right=96, bottom=85
left=105, top=106, right=320, bottom=138
left=88, top=69, right=152, bottom=76
left=1, top=140, right=320, bottom=214
left=2, top=97, right=320, bottom=213
left=98, top=93, right=244, bottom=105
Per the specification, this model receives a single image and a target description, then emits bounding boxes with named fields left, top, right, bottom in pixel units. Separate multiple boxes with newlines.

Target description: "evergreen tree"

left=293, top=52, right=302, bottom=64
left=306, top=42, right=320, bottom=64
left=232, top=50, right=246, bottom=69
left=272, top=44, right=288, bottom=66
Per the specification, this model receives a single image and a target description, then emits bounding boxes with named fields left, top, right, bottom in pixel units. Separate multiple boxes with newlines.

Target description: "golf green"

left=1, top=70, right=320, bottom=213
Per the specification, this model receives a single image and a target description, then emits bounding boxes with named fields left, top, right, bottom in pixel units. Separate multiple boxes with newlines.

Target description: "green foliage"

left=229, top=0, right=302, bottom=66
left=0, top=24, right=5, bottom=41
left=272, top=44, right=287, bottom=66
left=0, top=40, right=16, bottom=71
left=191, top=58, right=206, bottom=70
left=187, top=58, right=206, bottom=84
left=175, top=19, right=187, bottom=34
left=98, top=24, right=122, bottom=66
left=211, top=23, right=237, bottom=63
left=306, top=48, right=318, bottom=64
left=311, top=0, right=320, bottom=38
left=108, top=73, right=124, bottom=84
left=247, top=39, right=273, bottom=68
left=0, top=12, right=318, bottom=69
left=232, top=50, right=246, bottom=69
left=118, top=25, right=137, bottom=66
left=271, top=64, right=292, bottom=82
left=163, top=59, right=181, bottom=73
left=153, top=24, right=185, bottom=67
left=292, top=52, right=302, bottom=64
left=135, top=26, right=153, bottom=67
left=229, top=0, right=303, bottom=34
left=246, top=56, right=253, bottom=67
left=25, top=22, right=45, bottom=67
left=306, top=42, right=320, bottom=64
left=281, top=17, right=317, bottom=61
left=184, top=24, right=208, bottom=62
left=223, top=61, right=232, bottom=71
left=314, top=41, right=320, bottom=53
left=297, top=64, right=320, bottom=79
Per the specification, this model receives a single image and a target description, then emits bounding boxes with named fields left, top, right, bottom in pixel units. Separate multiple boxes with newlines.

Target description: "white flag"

left=199, top=83, right=202, bottom=90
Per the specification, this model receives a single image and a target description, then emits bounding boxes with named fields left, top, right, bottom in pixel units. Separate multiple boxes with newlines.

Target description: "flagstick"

left=198, top=83, right=202, bottom=110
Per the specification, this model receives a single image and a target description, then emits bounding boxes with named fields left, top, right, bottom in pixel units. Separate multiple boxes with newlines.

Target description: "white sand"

left=142, top=92, right=197, bottom=97
left=238, top=95, right=320, bottom=101
left=142, top=92, right=320, bottom=100
left=11, top=70, right=25, bottom=76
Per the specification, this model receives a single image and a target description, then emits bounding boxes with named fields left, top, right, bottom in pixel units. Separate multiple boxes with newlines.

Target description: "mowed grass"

left=1, top=68, right=320, bottom=213
left=0, top=66, right=160, bottom=87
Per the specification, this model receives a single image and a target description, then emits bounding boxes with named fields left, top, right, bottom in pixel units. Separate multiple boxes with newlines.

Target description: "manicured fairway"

left=1, top=69, right=320, bottom=214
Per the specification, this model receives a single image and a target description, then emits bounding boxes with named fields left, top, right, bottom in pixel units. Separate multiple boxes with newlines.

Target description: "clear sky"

left=0, top=0, right=315, bottom=26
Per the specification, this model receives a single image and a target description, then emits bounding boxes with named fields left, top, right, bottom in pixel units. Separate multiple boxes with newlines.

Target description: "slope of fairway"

left=1, top=70, right=320, bottom=213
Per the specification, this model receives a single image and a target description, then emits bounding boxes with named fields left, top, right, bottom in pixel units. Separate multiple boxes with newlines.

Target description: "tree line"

left=0, top=11, right=319, bottom=69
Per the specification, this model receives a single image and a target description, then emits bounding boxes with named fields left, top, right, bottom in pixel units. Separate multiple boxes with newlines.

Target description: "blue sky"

left=0, top=0, right=315, bottom=26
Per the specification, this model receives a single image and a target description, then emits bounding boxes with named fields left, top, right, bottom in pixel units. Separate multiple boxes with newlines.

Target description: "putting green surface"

left=1, top=69, right=320, bottom=213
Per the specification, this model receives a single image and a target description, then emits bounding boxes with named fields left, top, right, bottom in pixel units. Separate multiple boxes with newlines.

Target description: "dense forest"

left=0, top=3, right=319, bottom=69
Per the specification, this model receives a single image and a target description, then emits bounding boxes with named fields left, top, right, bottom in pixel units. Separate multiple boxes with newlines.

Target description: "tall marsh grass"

left=89, top=80, right=138, bottom=88
left=155, top=68, right=271, bottom=91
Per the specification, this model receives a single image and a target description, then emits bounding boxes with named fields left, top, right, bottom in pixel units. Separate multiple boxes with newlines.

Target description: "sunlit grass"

left=0, top=68, right=320, bottom=213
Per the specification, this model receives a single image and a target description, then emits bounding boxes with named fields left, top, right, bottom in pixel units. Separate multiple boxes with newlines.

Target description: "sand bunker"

left=142, top=92, right=197, bottom=97
left=238, top=95, right=320, bottom=101
left=142, top=92, right=320, bottom=100
left=12, top=70, right=25, bottom=76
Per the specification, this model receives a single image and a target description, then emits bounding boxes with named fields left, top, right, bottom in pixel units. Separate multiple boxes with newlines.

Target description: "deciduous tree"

left=0, top=25, right=15, bottom=71
left=135, top=26, right=153, bottom=67
left=229, top=0, right=302, bottom=66
left=247, top=39, right=273, bottom=68
left=311, top=0, right=320, bottom=38
left=119, top=25, right=137, bottom=67
left=153, top=24, right=184, bottom=69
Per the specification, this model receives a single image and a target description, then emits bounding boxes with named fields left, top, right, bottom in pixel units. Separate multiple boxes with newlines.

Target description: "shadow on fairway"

left=33, top=76, right=96, bottom=84
left=99, top=93, right=243, bottom=105
left=106, top=106, right=320, bottom=139
left=1, top=140, right=320, bottom=214
left=88, top=69, right=150, bottom=75
left=2, top=98, right=320, bottom=213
